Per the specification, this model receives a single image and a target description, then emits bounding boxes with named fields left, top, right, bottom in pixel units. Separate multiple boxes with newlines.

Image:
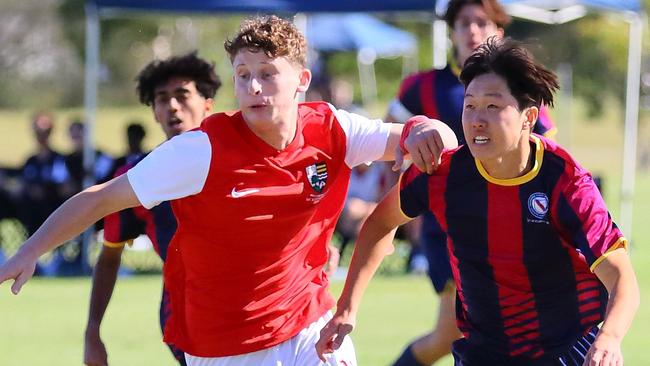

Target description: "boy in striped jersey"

left=318, top=37, right=639, bottom=366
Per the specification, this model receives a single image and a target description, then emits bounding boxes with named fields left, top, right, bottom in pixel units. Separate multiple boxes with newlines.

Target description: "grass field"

left=0, top=264, right=649, bottom=365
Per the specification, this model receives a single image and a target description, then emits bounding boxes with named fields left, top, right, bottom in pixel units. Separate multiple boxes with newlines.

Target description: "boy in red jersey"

left=0, top=15, right=457, bottom=366
left=317, top=37, right=639, bottom=366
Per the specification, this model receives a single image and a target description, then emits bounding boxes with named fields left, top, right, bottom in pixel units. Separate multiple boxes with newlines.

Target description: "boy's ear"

left=297, top=68, right=312, bottom=93
left=522, top=106, right=539, bottom=131
left=204, top=98, right=214, bottom=112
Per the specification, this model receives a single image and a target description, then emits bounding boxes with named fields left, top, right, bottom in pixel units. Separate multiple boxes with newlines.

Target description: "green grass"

left=1, top=264, right=649, bottom=365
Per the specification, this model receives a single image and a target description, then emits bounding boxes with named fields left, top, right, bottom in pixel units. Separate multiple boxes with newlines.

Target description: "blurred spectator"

left=330, top=78, right=366, bottom=116
left=0, top=168, right=20, bottom=265
left=16, top=112, right=74, bottom=275
left=18, top=111, right=69, bottom=236
left=64, top=120, right=114, bottom=194
left=106, top=122, right=147, bottom=180
left=61, top=121, right=114, bottom=276
left=306, top=52, right=333, bottom=102
left=0, top=168, right=18, bottom=221
left=120, top=122, right=147, bottom=165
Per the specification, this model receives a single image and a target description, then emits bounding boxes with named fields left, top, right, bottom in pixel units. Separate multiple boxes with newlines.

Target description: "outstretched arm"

left=0, top=175, right=139, bottom=294
left=316, top=185, right=411, bottom=360
left=583, top=249, right=639, bottom=366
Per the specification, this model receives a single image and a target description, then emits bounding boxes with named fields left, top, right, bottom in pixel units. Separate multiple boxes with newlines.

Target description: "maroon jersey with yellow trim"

left=400, top=136, right=625, bottom=359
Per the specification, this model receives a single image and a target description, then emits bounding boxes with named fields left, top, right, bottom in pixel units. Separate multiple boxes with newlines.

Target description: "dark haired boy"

left=318, top=37, right=639, bottom=366
left=84, top=51, right=220, bottom=366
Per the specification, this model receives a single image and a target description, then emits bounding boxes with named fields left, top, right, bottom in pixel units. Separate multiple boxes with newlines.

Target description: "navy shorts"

left=160, top=288, right=187, bottom=366
left=420, top=212, right=454, bottom=293
left=452, top=327, right=599, bottom=366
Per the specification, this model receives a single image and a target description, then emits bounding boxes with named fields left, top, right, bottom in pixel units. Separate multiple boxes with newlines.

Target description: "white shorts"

left=185, top=312, right=357, bottom=366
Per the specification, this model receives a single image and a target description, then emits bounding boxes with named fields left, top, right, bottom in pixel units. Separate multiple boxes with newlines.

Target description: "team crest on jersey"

left=306, top=162, right=328, bottom=193
left=528, top=192, right=549, bottom=220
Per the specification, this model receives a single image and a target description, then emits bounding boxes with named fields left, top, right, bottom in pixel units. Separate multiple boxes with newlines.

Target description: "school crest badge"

left=306, top=162, right=328, bottom=193
left=528, top=192, right=549, bottom=220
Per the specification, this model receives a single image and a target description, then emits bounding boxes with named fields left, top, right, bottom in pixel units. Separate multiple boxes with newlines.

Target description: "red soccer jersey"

left=126, top=102, right=391, bottom=356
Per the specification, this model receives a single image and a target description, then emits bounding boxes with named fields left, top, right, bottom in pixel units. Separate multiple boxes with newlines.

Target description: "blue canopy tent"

left=307, top=14, right=417, bottom=56
left=307, top=13, right=418, bottom=105
left=91, top=0, right=438, bottom=13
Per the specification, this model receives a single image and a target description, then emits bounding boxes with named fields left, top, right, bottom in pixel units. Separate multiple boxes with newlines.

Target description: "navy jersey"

left=103, top=156, right=176, bottom=261
left=399, top=135, right=626, bottom=359
left=390, top=65, right=557, bottom=144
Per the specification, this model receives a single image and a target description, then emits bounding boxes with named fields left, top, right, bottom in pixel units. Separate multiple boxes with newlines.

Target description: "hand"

left=315, top=310, right=356, bottom=361
left=397, top=116, right=457, bottom=174
left=84, top=326, right=108, bottom=366
left=583, top=332, right=623, bottom=366
left=325, top=244, right=340, bottom=278
left=0, top=250, right=37, bottom=294
left=392, top=146, right=410, bottom=172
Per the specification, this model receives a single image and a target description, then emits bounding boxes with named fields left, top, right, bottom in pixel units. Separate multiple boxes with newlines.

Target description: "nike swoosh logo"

left=230, top=187, right=260, bottom=198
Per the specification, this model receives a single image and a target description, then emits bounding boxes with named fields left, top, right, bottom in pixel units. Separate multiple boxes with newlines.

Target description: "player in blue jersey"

left=318, top=37, right=639, bottom=366
left=384, top=1, right=556, bottom=365
left=83, top=52, right=221, bottom=366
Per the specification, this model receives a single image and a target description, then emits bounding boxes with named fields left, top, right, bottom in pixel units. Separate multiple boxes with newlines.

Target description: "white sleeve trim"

left=388, top=99, right=414, bottom=124
left=126, top=130, right=212, bottom=209
left=331, top=104, right=392, bottom=168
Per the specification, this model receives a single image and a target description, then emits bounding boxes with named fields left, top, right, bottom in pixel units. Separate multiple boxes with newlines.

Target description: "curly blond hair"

left=224, top=15, right=307, bottom=67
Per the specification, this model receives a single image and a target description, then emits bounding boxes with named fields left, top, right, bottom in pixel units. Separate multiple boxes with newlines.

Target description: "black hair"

left=136, top=51, right=221, bottom=106
left=460, top=37, right=559, bottom=109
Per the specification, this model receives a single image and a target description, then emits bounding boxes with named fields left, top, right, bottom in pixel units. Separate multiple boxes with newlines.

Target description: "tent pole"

left=432, top=19, right=447, bottom=70
left=620, top=12, right=644, bottom=241
left=357, top=48, right=377, bottom=107
left=82, top=2, right=100, bottom=275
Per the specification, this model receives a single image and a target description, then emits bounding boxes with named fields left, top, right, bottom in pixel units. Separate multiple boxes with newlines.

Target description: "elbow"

left=616, top=269, right=641, bottom=315
left=76, top=184, right=115, bottom=219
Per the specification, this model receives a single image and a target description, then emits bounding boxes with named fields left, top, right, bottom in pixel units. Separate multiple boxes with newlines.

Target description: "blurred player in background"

left=84, top=51, right=221, bottom=366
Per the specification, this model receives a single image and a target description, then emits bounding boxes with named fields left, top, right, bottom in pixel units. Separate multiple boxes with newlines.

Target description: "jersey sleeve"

left=332, top=105, right=391, bottom=168
left=103, top=162, right=146, bottom=246
left=126, top=130, right=212, bottom=209
left=103, top=208, right=146, bottom=246
left=534, top=105, right=558, bottom=138
left=398, top=164, right=430, bottom=219
left=554, top=169, right=627, bottom=272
